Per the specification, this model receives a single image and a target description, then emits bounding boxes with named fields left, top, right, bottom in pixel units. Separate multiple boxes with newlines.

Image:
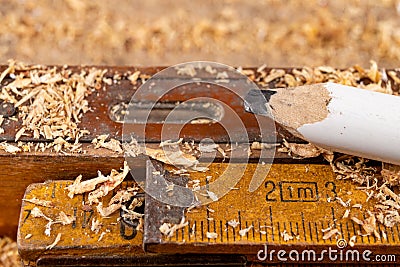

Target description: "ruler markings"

left=338, top=222, right=343, bottom=242
left=21, top=163, right=400, bottom=258
left=252, top=220, right=256, bottom=239
left=201, top=220, right=204, bottom=241
left=321, top=221, right=326, bottom=243
left=269, top=206, right=274, bottom=242
left=22, top=209, right=31, bottom=225
left=213, top=219, right=216, bottom=242
left=194, top=220, right=197, bottom=241
left=390, top=225, right=395, bottom=243
left=187, top=220, right=191, bottom=242
left=225, top=221, right=229, bottom=242
left=72, top=207, right=77, bottom=229
left=51, top=182, right=56, bottom=199
left=345, top=221, right=350, bottom=241
left=277, top=221, right=281, bottom=242
left=385, top=226, right=391, bottom=244
left=301, top=212, right=306, bottom=241
left=206, top=206, right=210, bottom=241
left=362, top=213, right=371, bottom=243
left=219, top=220, right=223, bottom=242
left=357, top=222, right=364, bottom=244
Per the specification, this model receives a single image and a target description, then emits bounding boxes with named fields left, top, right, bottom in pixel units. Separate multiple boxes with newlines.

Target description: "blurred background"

left=0, top=0, right=399, bottom=67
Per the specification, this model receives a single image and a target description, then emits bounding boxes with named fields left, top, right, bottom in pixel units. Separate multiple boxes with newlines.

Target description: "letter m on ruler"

left=279, top=182, right=318, bottom=202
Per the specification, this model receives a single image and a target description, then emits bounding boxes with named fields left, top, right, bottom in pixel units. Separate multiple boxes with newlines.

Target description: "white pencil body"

left=270, top=82, right=400, bottom=164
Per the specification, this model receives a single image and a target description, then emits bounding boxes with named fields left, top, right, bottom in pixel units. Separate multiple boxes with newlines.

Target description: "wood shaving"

left=31, top=207, right=75, bottom=236
left=0, top=237, right=20, bottom=266
left=216, top=71, right=229, bottom=79
left=205, top=65, right=217, bottom=74
left=239, top=225, right=253, bottom=237
left=175, top=65, right=196, bottom=77
left=109, top=188, right=138, bottom=205
left=31, top=207, right=53, bottom=222
left=122, top=138, right=142, bottom=157
left=0, top=61, right=105, bottom=145
left=121, top=205, right=143, bottom=221
left=123, top=138, right=209, bottom=172
left=96, top=202, right=121, bottom=217
left=46, top=233, right=61, bottom=250
left=145, top=147, right=197, bottom=167
left=92, top=134, right=123, bottom=153
left=349, top=235, right=357, bottom=247
left=206, top=232, right=218, bottom=239
left=381, top=168, right=400, bottom=186
left=280, top=230, right=294, bottom=242
left=128, top=71, right=141, bottom=85
left=251, top=142, right=279, bottom=150
left=207, top=190, right=218, bottom=201
left=381, top=230, right=387, bottom=241
left=198, top=143, right=219, bottom=153
left=342, top=209, right=350, bottom=219
left=57, top=211, right=75, bottom=225
left=159, top=138, right=183, bottom=147
left=0, top=142, right=21, bottom=154
left=280, top=140, right=333, bottom=159
left=65, top=174, right=109, bottom=199
left=322, top=228, right=340, bottom=240
left=14, top=127, right=25, bottom=142
left=24, top=234, right=32, bottom=239
left=65, top=161, right=129, bottom=201
left=98, top=232, right=107, bottom=242
left=87, top=162, right=129, bottom=204
left=159, top=217, right=188, bottom=238
left=91, top=218, right=102, bottom=234
left=23, top=197, right=54, bottom=208
left=351, top=212, right=379, bottom=238
left=335, top=197, right=351, bottom=208
left=264, top=69, right=286, bottom=83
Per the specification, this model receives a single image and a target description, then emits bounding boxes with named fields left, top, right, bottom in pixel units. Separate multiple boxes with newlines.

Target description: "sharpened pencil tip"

left=244, top=89, right=276, bottom=116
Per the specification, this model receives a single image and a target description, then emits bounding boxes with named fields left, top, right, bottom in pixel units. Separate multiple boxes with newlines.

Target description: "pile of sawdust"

left=0, top=237, right=19, bottom=267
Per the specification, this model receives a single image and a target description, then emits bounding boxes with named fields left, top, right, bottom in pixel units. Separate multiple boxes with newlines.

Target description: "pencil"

left=246, top=82, right=400, bottom=165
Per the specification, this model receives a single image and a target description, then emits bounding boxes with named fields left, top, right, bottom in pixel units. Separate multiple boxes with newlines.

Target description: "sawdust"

left=159, top=217, right=188, bottom=238
left=46, top=233, right=62, bottom=250
left=0, top=237, right=19, bottom=266
left=238, top=225, right=253, bottom=237
left=22, top=197, right=54, bottom=208
left=92, top=134, right=123, bottom=153
left=206, top=232, right=218, bottom=239
left=279, top=140, right=333, bottom=160
left=66, top=161, right=129, bottom=204
left=322, top=228, right=340, bottom=240
left=269, top=83, right=331, bottom=130
left=0, top=61, right=104, bottom=144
